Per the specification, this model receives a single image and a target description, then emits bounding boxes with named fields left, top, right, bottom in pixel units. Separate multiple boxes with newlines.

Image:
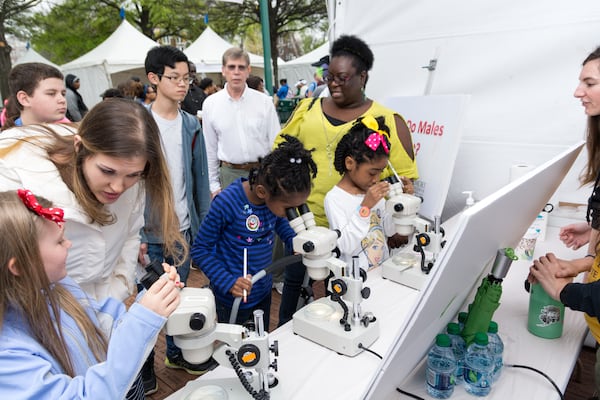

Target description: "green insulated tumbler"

left=527, top=282, right=564, bottom=339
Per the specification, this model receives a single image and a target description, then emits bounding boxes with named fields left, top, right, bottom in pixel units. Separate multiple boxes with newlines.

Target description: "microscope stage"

left=292, top=297, right=380, bottom=357
left=381, top=254, right=429, bottom=290
left=175, top=375, right=282, bottom=399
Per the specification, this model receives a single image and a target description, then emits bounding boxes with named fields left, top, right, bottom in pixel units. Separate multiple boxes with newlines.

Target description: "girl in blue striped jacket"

left=192, top=135, right=317, bottom=329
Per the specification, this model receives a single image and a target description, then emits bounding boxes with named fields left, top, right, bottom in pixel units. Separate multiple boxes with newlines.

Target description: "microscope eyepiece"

left=384, top=175, right=399, bottom=184
left=285, top=207, right=300, bottom=221
left=139, top=259, right=165, bottom=290
left=298, top=203, right=311, bottom=215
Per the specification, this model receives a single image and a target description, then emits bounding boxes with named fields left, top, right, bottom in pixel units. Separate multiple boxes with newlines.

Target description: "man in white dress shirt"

left=202, top=47, right=281, bottom=198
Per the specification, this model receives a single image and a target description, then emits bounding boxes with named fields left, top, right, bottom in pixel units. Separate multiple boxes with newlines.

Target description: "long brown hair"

left=581, top=47, right=600, bottom=186
left=50, top=98, right=187, bottom=263
left=0, top=98, right=187, bottom=265
left=0, top=191, right=108, bottom=376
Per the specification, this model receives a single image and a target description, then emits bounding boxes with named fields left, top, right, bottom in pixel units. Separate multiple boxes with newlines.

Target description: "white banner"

left=384, top=95, right=469, bottom=221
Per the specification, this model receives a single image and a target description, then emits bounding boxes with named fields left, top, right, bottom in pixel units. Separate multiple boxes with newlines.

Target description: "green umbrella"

left=461, top=248, right=517, bottom=345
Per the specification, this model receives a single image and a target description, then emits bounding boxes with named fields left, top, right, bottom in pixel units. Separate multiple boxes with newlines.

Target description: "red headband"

left=17, top=189, right=65, bottom=227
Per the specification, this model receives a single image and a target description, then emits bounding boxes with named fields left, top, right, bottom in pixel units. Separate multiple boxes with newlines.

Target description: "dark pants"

left=278, top=259, right=307, bottom=327
left=147, top=230, right=191, bottom=359
left=216, top=291, right=272, bottom=332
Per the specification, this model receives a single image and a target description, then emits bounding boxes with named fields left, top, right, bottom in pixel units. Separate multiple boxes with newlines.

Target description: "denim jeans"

left=147, top=230, right=191, bottom=358
left=146, top=230, right=191, bottom=284
left=215, top=290, right=272, bottom=332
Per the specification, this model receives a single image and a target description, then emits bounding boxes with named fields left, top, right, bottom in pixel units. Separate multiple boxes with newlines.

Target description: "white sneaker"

left=273, top=282, right=284, bottom=295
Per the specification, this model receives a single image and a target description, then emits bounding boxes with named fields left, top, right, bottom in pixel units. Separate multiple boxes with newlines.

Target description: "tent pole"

left=259, top=0, right=273, bottom=95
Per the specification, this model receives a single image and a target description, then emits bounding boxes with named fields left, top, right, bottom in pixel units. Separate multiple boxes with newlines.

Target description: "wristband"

left=358, top=206, right=371, bottom=218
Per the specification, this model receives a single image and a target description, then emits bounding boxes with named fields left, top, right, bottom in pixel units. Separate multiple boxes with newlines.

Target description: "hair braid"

left=334, top=116, right=391, bottom=174
left=250, top=135, right=317, bottom=198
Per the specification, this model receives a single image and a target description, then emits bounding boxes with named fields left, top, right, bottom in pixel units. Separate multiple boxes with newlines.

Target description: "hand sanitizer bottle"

left=462, top=191, right=475, bottom=210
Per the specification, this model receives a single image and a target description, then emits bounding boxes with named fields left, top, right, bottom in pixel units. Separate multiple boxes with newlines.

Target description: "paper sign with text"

left=384, top=95, right=469, bottom=221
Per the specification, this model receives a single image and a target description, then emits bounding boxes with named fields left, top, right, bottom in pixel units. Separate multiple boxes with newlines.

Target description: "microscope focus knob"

left=303, top=241, right=315, bottom=253
left=189, top=312, right=206, bottom=331
left=270, top=340, right=279, bottom=357
left=416, top=233, right=430, bottom=247
left=361, top=287, right=371, bottom=299
left=331, top=279, right=347, bottom=296
left=237, top=344, right=260, bottom=367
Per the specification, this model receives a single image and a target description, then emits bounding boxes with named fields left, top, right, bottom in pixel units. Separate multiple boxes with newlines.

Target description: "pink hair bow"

left=17, top=189, right=65, bottom=227
left=362, top=115, right=389, bottom=154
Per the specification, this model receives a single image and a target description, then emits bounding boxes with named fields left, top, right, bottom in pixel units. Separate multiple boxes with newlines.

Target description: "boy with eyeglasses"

left=140, top=45, right=212, bottom=392
left=202, top=47, right=281, bottom=199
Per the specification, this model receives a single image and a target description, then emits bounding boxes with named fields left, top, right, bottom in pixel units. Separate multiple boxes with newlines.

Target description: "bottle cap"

left=436, top=333, right=451, bottom=347
left=458, top=311, right=468, bottom=323
left=474, top=332, right=489, bottom=346
left=488, top=321, right=498, bottom=333
left=447, top=322, right=461, bottom=335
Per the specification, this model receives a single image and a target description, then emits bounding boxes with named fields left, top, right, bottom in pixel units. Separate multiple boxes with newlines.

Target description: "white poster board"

left=362, top=141, right=584, bottom=399
left=384, top=95, right=469, bottom=221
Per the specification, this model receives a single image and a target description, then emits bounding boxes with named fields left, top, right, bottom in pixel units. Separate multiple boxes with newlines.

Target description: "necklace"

left=320, top=111, right=349, bottom=176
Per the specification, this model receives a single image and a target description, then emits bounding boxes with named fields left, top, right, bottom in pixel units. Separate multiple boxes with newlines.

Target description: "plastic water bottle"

left=425, top=334, right=456, bottom=399
left=487, top=321, right=504, bottom=382
left=464, top=332, right=494, bottom=396
left=458, top=311, right=468, bottom=331
left=447, top=322, right=466, bottom=383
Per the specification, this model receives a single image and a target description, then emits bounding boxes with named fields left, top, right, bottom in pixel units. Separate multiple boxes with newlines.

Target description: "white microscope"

left=140, top=262, right=280, bottom=399
left=380, top=176, right=445, bottom=290
left=286, top=204, right=379, bottom=357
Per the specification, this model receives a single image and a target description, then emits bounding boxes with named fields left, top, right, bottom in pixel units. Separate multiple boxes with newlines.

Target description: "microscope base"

left=292, top=297, right=380, bottom=357
left=173, top=376, right=281, bottom=400
left=381, top=256, right=429, bottom=290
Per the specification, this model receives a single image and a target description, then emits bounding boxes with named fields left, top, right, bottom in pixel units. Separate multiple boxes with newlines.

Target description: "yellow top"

left=585, top=256, right=600, bottom=343
left=274, top=98, right=419, bottom=227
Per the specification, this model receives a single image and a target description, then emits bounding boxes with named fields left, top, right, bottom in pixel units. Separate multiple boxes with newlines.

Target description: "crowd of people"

left=274, top=54, right=329, bottom=102
left=1, top=32, right=599, bottom=400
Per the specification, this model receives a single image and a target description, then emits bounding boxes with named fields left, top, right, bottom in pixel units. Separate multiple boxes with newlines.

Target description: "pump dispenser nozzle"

left=462, top=191, right=475, bottom=209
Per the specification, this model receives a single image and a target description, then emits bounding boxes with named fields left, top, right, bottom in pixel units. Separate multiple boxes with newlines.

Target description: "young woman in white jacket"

left=0, top=98, right=186, bottom=302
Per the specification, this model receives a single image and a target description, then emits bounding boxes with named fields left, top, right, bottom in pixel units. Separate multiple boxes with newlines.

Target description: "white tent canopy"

left=15, top=47, right=60, bottom=69
left=184, top=26, right=266, bottom=74
left=61, top=19, right=158, bottom=107
left=279, top=41, right=329, bottom=84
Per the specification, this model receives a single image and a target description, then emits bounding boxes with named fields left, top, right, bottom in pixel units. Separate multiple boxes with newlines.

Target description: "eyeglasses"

left=158, top=74, right=193, bottom=85
left=323, top=73, right=356, bottom=86
left=225, top=64, right=248, bottom=71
